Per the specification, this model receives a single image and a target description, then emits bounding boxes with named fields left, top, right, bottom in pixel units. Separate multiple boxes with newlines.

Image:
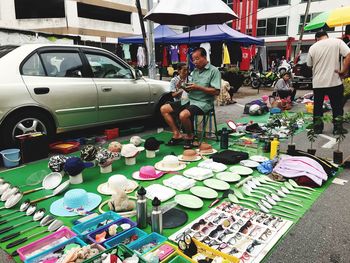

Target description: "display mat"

left=0, top=112, right=336, bottom=262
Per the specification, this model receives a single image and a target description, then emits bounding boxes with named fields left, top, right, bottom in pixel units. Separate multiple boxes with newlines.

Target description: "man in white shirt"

left=307, top=31, right=350, bottom=134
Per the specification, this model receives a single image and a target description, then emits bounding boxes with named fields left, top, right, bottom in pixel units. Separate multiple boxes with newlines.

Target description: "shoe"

left=183, top=139, right=194, bottom=149
left=333, top=127, right=348, bottom=135
left=166, top=137, right=183, bottom=146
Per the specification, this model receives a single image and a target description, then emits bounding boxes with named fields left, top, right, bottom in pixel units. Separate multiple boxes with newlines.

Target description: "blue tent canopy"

left=118, top=25, right=177, bottom=44
left=162, top=24, right=264, bottom=45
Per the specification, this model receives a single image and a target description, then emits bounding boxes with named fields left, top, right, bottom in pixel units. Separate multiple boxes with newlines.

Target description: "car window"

left=22, top=53, right=45, bottom=76
left=85, top=53, right=133, bottom=79
left=40, top=52, right=83, bottom=77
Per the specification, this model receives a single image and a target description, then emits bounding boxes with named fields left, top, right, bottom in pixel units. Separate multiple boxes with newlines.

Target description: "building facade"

left=224, top=0, right=349, bottom=63
left=0, top=0, right=148, bottom=44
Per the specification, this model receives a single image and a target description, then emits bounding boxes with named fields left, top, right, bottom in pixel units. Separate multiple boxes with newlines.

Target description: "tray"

left=49, top=141, right=80, bottom=154
left=18, top=227, right=76, bottom=261
left=72, top=211, right=121, bottom=238
left=128, top=232, right=167, bottom=255
left=104, top=227, right=148, bottom=248
left=86, top=217, right=136, bottom=246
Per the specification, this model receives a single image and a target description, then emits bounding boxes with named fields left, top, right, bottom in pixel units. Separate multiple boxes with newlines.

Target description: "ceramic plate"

left=240, top=160, right=260, bottom=168
left=215, top=172, right=241, bottom=183
left=177, top=155, right=202, bottom=162
left=195, top=149, right=218, bottom=156
left=203, top=179, right=230, bottom=191
left=190, top=186, right=218, bottom=199
left=175, top=194, right=204, bottom=209
left=154, top=162, right=186, bottom=172
left=249, top=155, right=269, bottom=163
left=229, top=166, right=254, bottom=176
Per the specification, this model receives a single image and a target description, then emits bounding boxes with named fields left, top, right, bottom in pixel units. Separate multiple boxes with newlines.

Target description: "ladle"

left=0, top=200, right=31, bottom=218
left=22, top=172, right=62, bottom=195
left=8, top=219, right=64, bottom=249
left=275, top=189, right=302, bottom=203
left=30, top=180, right=70, bottom=204
left=258, top=176, right=282, bottom=186
left=284, top=182, right=313, bottom=195
left=0, top=182, right=10, bottom=195
left=260, top=199, right=300, bottom=212
left=251, top=178, right=278, bottom=190
left=234, top=188, right=262, bottom=201
left=0, top=204, right=37, bottom=225
left=0, top=215, right=55, bottom=242
left=0, top=193, right=23, bottom=210
left=1, top=186, right=20, bottom=201
left=280, top=186, right=311, bottom=200
left=243, top=184, right=271, bottom=197
left=266, top=194, right=303, bottom=208
left=257, top=202, right=298, bottom=220
left=0, top=208, right=46, bottom=235
left=288, top=179, right=315, bottom=192
left=246, top=181, right=274, bottom=194
left=228, top=194, right=257, bottom=209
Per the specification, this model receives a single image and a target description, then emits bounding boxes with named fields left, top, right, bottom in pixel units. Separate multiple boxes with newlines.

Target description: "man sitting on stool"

left=160, top=47, right=221, bottom=149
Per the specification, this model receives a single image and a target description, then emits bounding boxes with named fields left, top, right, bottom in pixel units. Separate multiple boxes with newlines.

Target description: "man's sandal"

left=166, top=137, right=183, bottom=146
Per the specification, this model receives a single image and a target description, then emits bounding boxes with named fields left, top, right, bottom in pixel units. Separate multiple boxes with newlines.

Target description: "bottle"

left=136, top=187, right=147, bottom=229
left=270, top=136, right=280, bottom=160
left=220, top=128, right=229, bottom=149
left=151, top=197, right=163, bottom=234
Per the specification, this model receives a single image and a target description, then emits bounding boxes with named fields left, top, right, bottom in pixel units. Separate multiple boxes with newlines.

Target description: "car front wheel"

left=0, top=111, right=54, bottom=148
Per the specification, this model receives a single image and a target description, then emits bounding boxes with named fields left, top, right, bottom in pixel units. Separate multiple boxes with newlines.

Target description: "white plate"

left=190, top=186, right=218, bottom=199
left=203, top=179, right=230, bottom=191
left=215, top=172, right=241, bottom=183
left=240, top=160, right=260, bottom=168
left=177, top=155, right=202, bottom=162
left=229, top=166, right=254, bottom=176
left=175, top=194, right=204, bottom=209
left=195, top=148, right=218, bottom=155
left=250, top=155, right=269, bottom=163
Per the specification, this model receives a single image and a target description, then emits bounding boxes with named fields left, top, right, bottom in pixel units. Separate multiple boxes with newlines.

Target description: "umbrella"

left=144, top=0, right=238, bottom=27
left=304, top=6, right=350, bottom=31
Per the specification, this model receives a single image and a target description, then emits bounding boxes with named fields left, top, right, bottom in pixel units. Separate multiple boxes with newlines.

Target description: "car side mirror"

left=136, top=69, right=143, bottom=79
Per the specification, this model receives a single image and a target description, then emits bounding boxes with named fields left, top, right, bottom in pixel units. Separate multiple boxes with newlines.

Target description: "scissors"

left=178, top=234, right=197, bottom=258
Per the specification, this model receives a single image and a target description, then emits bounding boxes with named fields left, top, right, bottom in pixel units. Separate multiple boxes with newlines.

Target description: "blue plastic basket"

left=128, top=232, right=167, bottom=255
left=24, top=237, right=86, bottom=263
left=72, top=211, right=121, bottom=238
left=104, top=227, right=148, bottom=249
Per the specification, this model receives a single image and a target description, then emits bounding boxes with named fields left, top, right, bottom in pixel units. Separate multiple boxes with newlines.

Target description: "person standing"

left=160, top=47, right=221, bottom=148
left=307, top=31, right=350, bottom=134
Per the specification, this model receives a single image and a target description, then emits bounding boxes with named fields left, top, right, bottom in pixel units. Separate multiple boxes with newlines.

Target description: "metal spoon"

left=1, top=187, right=20, bottom=201
left=266, top=194, right=303, bottom=207
left=284, top=182, right=313, bottom=195
left=30, top=180, right=70, bottom=204
left=0, top=215, right=54, bottom=242
left=0, top=200, right=31, bottom=218
left=288, top=179, right=316, bottom=192
left=228, top=194, right=257, bottom=209
left=8, top=219, right=64, bottom=249
left=0, top=208, right=45, bottom=235
left=0, top=204, right=37, bottom=225
left=0, top=182, right=10, bottom=195
left=257, top=202, right=298, bottom=220
left=0, top=193, right=23, bottom=210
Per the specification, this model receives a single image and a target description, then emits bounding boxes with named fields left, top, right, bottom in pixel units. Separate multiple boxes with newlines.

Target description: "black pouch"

left=211, top=150, right=249, bottom=164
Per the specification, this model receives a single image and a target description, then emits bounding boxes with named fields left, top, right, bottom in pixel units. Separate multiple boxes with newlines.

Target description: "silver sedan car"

left=0, top=44, right=171, bottom=147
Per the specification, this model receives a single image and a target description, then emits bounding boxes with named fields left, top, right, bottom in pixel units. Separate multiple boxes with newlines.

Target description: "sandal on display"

left=167, top=137, right=183, bottom=146
left=184, top=139, right=194, bottom=149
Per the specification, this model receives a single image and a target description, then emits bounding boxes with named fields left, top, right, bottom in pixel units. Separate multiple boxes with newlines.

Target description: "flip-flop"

left=183, top=139, right=194, bottom=149
left=167, top=137, right=183, bottom=146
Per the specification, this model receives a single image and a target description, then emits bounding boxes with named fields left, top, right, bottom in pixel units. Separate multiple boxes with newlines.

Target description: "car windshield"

left=0, top=45, right=19, bottom=59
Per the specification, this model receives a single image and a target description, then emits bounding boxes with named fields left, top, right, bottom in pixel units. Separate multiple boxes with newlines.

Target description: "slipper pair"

left=167, top=137, right=183, bottom=146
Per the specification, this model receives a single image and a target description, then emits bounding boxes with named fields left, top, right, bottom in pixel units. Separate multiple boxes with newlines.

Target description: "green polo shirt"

left=182, top=63, right=221, bottom=113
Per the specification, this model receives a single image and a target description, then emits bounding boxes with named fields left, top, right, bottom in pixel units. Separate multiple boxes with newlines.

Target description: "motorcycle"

left=251, top=70, right=279, bottom=89
left=278, top=60, right=294, bottom=75
left=242, top=69, right=256, bottom=86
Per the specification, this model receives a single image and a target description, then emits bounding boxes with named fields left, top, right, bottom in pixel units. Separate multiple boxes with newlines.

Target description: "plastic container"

left=24, top=237, right=86, bottom=263
left=0, top=148, right=20, bottom=168
left=72, top=211, right=121, bottom=238
left=49, top=141, right=80, bottom=154
left=105, top=128, right=119, bottom=140
left=86, top=217, right=136, bottom=245
left=104, top=227, right=148, bottom=249
left=169, top=255, right=192, bottom=263
left=129, top=232, right=167, bottom=255
left=18, top=227, right=76, bottom=261
left=143, top=242, right=177, bottom=262
left=270, top=136, right=280, bottom=160
left=84, top=244, right=147, bottom=263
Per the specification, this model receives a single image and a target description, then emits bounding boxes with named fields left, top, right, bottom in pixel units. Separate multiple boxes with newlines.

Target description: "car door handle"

left=34, top=87, right=50, bottom=95
left=102, top=87, right=112, bottom=92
